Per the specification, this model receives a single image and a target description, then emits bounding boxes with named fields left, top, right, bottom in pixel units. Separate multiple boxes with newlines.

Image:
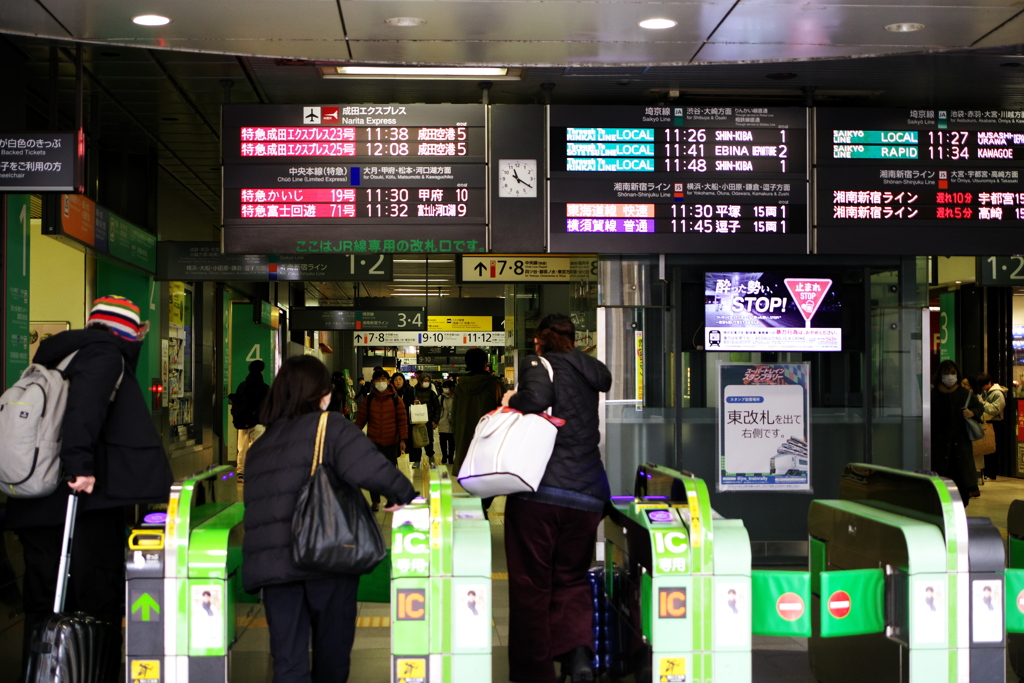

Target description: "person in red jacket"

left=355, top=369, right=408, bottom=511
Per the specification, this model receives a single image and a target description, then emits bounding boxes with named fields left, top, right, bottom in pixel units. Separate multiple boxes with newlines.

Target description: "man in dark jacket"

left=229, top=359, right=270, bottom=480
left=355, top=370, right=408, bottom=510
left=452, top=348, right=503, bottom=474
left=9, top=295, right=173, bottom=679
left=408, top=371, right=441, bottom=468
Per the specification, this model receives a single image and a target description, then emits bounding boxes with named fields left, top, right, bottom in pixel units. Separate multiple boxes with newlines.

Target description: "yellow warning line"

left=236, top=616, right=391, bottom=629
left=492, top=572, right=508, bottom=580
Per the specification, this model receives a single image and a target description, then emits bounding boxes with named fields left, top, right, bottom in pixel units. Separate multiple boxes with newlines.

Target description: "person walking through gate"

left=355, top=369, right=408, bottom=511
left=976, top=372, right=1008, bottom=480
left=437, top=379, right=457, bottom=466
left=452, top=348, right=504, bottom=475
left=229, top=360, right=270, bottom=482
left=501, top=313, right=612, bottom=683
left=9, top=295, right=173, bottom=680
left=408, top=371, right=440, bottom=468
left=932, top=360, right=983, bottom=505
left=243, top=356, right=417, bottom=683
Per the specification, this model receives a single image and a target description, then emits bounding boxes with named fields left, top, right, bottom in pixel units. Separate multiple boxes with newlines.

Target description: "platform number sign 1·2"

left=498, top=159, right=538, bottom=198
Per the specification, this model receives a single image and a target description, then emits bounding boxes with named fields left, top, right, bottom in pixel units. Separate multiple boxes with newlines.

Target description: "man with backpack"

left=4, top=295, right=173, bottom=680
left=229, top=360, right=270, bottom=482
left=355, top=369, right=408, bottom=511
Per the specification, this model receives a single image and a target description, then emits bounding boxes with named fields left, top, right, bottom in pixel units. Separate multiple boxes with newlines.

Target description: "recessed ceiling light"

left=325, top=66, right=519, bottom=80
left=639, top=18, right=677, bottom=30
left=885, top=22, right=924, bottom=32
left=133, top=14, right=171, bottom=26
left=386, top=16, right=426, bottom=27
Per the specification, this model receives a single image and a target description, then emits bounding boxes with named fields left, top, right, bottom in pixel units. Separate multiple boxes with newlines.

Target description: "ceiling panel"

left=347, top=40, right=707, bottom=66
left=693, top=42, right=927, bottom=63
left=0, top=0, right=71, bottom=38
left=711, top=4, right=1019, bottom=48
left=341, top=1, right=732, bottom=43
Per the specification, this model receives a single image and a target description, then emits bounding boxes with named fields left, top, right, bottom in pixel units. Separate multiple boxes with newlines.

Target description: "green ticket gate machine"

left=126, top=466, right=257, bottom=683
left=1003, top=500, right=1024, bottom=678
left=391, top=468, right=491, bottom=683
left=604, top=464, right=759, bottom=683
left=807, top=463, right=1005, bottom=683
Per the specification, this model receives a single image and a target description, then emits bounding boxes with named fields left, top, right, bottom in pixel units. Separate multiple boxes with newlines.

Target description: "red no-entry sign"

left=776, top=592, right=805, bottom=621
left=827, top=590, right=852, bottom=619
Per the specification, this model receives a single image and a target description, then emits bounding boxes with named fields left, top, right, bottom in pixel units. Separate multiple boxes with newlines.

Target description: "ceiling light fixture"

left=639, top=18, right=677, bottom=30
left=321, top=66, right=522, bottom=80
left=885, top=22, right=924, bottom=32
left=133, top=14, right=171, bottom=26
left=386, top=16, right=426, bottom=27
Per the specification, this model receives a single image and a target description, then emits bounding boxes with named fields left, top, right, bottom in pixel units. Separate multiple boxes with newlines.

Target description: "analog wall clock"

left=498, top=159, right=538, bottom=198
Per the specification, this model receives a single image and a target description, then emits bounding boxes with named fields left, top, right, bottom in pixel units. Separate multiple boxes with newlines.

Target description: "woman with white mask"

left=931, top=359, right=984, bottom=505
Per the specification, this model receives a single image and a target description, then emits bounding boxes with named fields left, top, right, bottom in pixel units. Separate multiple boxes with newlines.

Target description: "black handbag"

left=291, top=412, right=387, bottom=575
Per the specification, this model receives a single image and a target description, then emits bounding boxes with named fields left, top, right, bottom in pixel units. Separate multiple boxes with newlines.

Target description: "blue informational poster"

left=717, top=362, right=811, bottom=493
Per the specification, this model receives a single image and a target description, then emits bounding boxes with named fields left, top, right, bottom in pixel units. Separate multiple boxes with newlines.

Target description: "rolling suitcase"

left=24, top=493, right=120, bottom=683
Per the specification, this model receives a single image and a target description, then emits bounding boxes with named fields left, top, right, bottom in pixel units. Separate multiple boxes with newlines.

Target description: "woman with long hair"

left=501, top=313, right=612, bottom=683
left=931, top=359, right=983, bottom=505
left=242, top=355, right=417, bottom=683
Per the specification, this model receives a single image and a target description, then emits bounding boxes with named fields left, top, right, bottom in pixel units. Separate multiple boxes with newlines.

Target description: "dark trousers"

left=370, top=441, right=400, bottom=505
left=408, top=423, right=435, bottom=463
left=439, top=432, right=455, bottom=464
left=504, top=496, right=602, bottom=683
left=263, top=575, right=360, bottom=683
left=16, top=505, right=126, bottom=679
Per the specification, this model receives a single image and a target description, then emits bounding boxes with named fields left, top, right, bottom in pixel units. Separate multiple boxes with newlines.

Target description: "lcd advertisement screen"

left=704, top=272, right=842, bottom=352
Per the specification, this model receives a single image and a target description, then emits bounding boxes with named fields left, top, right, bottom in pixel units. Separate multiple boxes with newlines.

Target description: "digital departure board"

left=222, top=104, right=486, bottom=255
left=549, top=106, right=809, bottom=254
left=816, top=108, right=1024, bottom=254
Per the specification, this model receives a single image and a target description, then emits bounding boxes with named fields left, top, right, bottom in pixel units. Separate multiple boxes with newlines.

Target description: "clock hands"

left=511, top=169, right=533, bottom=188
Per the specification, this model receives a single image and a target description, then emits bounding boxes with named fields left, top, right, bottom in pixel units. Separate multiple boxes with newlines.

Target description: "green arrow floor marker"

left=132, top=593, right=161, bottom=621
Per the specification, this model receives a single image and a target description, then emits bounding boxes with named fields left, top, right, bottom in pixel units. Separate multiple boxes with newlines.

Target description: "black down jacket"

left=7, top=328, right=172, bottom=529
left=508, top=349, right=613, bottom=504
left=242, top=411, right=417, bottom=592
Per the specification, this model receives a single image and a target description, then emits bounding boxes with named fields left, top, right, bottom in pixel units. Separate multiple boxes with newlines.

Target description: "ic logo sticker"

left=658, top=587, right=687, bottom=618
left=396, top=588, right=425, bottom=621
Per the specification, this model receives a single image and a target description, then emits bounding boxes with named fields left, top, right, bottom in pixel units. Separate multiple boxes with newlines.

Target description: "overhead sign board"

left=548, top=106, right=809, bottom=254
left=157, top=241, right=392, bottom=281
left=427, top=315, right=493, bottom=331
left=291, top=308, right=424, bottom=331
left=0, top=132, right=82, bottom=192
left=354, top=331, right=505, bottom=346
left=222, top=104, right=486, bottom=255
left=459, top=254, right=598, bottom=282
left=978, top=255, right=1024, bottom=285
left=42, top=194, right=156, bottom=273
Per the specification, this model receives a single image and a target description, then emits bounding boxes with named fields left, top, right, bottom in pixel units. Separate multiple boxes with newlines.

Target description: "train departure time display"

left=222, top=104, right=486, bottom=255
left=816, top=108, right=1024, bottom=254
left=549, top=106, right=809, bottom=254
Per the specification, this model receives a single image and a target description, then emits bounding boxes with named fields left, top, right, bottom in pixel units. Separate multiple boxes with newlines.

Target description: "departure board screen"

left=222, top=104, right=486, bottom=255
left=816, top=108, right=1024, bottom=254
left=549, top=106, right=809, bottom=254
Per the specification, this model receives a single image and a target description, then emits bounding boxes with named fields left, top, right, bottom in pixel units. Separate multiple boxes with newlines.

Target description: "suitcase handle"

left=53, top=492, right=79, bottom=613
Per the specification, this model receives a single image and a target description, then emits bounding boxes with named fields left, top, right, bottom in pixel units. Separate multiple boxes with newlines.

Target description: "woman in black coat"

left=243, top=355, right=417, bottom=683
left=501, top=313, right=612, bottom=683
left=931, top=359, right=983, bottom=505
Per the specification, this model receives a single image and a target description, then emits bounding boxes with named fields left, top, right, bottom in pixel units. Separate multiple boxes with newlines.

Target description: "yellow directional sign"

left=459, top=254, right=597, bottom=283
left=131, top=659, right=160, bottom=680
left=427, top=315, right=493, bottom=331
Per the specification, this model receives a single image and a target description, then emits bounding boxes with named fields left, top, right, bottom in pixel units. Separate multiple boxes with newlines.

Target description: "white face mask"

left=941, top=374, right=958, bottom=388
left=409, top=379, right=418, bottom=387
left=374, top=382, right=388, bottom=392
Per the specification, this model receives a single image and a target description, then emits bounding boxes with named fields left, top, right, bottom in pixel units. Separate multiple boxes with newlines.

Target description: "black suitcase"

left=24, top=493, right=120, bottom=683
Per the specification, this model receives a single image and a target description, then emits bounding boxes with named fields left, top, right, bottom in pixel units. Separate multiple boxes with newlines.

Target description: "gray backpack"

left=0, top=351, right=122, bottom=498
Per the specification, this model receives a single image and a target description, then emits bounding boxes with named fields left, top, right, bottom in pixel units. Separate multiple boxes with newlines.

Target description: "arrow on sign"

left=132, top=593, right=161, bottom=622
left=354, top=334, right=363, bottom=343
left=473, top=262, right=487, bottom=277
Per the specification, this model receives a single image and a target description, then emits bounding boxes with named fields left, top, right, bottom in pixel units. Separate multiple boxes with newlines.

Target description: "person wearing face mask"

left=437, top=380, right=457, bottom=466
left=243, top=356, right=416, bottom=683
left=931, top=359, right=984, bottom=505
left=408, top=372, right=441, bottom=468
left=355, top=369, right=409, bottom=511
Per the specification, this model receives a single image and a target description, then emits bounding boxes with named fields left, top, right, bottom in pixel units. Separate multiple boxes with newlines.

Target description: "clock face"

left=498, top=159, right=538, bottom=198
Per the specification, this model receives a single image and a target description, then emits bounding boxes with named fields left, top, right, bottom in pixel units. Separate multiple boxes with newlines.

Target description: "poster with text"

left=718, top=362, right=811, bottom=492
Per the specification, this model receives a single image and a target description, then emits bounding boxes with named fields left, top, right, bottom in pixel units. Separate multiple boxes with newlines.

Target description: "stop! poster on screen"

left=718, top=362, right=811, bottom=493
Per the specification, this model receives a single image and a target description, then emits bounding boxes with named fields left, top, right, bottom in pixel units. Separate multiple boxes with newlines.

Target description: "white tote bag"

left=457, top=357, right=564, bottom=497
left=409, top=403, right=430, bottom=424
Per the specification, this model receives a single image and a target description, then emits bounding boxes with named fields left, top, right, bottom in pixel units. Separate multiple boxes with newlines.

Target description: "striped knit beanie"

left=88, top=295, right=142, bottom=341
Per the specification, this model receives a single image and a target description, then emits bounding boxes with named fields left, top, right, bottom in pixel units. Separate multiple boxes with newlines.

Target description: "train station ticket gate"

left=1002, top=499, right=1024, bottom=678
left=807, top=463, right=1005, bottom=683
left=390, top=468, right=491, bottom=683
left=125, top=466, right=256, bottom=683
left=603, top=463, right=768, bottom=682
